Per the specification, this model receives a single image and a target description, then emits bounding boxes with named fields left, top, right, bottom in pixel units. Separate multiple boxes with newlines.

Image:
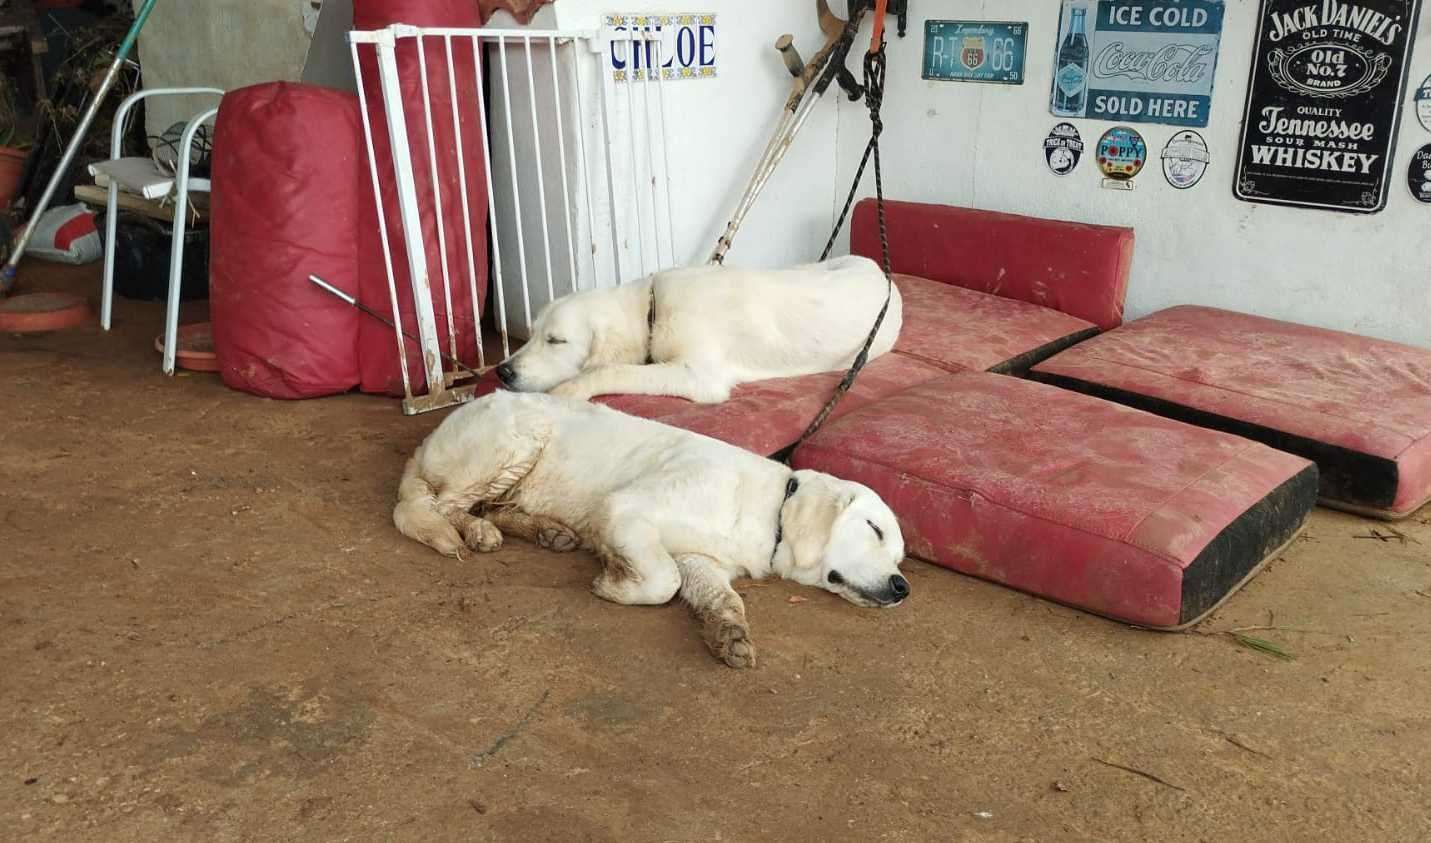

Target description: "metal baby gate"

left=348, top=22, right=677, bottom=414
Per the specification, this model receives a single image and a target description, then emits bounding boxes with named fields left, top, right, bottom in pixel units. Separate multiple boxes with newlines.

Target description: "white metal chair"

left=96, top=87, right=223, bottom=374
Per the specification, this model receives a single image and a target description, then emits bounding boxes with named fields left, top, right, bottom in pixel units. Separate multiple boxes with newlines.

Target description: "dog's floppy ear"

left=784, top=479, right=853, bottom=570
left=583, top=283, right=651, bottom=368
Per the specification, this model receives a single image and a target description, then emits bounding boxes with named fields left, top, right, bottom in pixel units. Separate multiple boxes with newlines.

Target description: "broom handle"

left=1, top=0, right=161, bottom=290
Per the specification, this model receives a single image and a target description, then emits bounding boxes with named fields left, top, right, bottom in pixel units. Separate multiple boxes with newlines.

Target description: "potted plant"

left=0, top=75, right=35, bottom=213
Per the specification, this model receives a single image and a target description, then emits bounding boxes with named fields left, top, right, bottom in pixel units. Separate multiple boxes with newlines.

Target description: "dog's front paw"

left=706, top=618, right=757, bottom=669
left=549, top=380, right=593, bottom=402
left=461, top=518, right=503, bottom=553
left=537, top=524, right=581, bottom=552
left=690, top=383, right=733, bottom=404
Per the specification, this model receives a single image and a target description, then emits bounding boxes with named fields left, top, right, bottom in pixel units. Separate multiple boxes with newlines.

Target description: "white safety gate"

left=349, top=23, right=678, bottom=414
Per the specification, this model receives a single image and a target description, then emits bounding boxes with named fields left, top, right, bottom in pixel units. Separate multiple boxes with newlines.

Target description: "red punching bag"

left=209, top=82, right=363, bottom=399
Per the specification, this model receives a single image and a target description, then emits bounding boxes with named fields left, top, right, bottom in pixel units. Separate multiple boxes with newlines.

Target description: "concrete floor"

left=3, top=262, right=1430, bottom=842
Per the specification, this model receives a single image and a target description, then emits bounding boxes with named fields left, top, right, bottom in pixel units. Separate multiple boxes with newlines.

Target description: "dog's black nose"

left=495, top=363, right=515, bottom=385
left=889, top=574, right=910, bottom=600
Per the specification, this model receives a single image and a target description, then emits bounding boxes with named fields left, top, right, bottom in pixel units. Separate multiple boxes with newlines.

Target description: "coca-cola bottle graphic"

left=1053, top=5, right=1090, bottom=116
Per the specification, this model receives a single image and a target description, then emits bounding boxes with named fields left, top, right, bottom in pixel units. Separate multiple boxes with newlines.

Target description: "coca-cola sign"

left=1234, top=0, right=1422, bottom=213
left=1050, top=1, right=1226, bottom=128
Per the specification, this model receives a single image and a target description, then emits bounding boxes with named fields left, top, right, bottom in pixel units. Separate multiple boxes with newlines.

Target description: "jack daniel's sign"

left=1234, top=0, right=1422, bottom=213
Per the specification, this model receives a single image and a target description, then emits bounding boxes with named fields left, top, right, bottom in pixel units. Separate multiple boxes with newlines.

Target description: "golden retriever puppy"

left=493, top=255, right=902, bottom=404
left=394, top=392, right=909, bottom=668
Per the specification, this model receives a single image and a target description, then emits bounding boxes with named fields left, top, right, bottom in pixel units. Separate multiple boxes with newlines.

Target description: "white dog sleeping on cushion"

left=493, top=255, right=902, bottom=404
left=394, top=391, right=909, bottom=668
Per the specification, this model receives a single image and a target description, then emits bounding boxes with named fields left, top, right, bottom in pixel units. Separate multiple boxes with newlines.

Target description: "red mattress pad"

left=598, top=354, right=948, bottom=456
left=792, top=371, right=1318, bottom=628
left=468, top=354, right=947, bottom=457
left=1033, top=306, right=1431, bottom=518
left=891, top=273, right=1097, bottom=374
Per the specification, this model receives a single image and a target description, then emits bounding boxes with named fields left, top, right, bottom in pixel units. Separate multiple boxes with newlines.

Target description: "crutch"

left=708, top=0, right=868, bottom=265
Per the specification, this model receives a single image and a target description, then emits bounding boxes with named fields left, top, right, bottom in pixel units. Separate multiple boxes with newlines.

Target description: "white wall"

left=545, top=0, right=1428, bottom=345
left=475, top=0, right=852, bottom=337
left=835, top=1, right=1431, bottom=346
left=553, top=0, right=847, bottom=271
left=345, top=0, right=1426, bottom=347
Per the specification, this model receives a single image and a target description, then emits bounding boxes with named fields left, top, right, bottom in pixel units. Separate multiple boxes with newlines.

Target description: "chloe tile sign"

left=1233, top=0, right=1423, bottom=213
left=1050, top=0, right=1225, bottom=127
left=607, top=14, right=717, bottom=81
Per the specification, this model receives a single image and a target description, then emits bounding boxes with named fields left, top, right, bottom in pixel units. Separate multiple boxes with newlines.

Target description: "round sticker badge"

left=1409, top=144, right=1431, bottom=204
left=1416, top=74, right=1431, bottom=134
left=1161, top=130, right=1210, bottom=190
left=1044, top=122, right=1084, bottom=176
left=1096, top=126, right=1146, bottom=190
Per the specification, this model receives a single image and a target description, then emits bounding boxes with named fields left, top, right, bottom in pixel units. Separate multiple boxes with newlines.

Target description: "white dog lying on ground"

left=494, top=255, right=902, bottom=404
left=394, top=391, right=909, bottom=668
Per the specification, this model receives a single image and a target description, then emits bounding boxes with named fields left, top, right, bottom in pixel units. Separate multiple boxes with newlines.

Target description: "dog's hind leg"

left=549, top=363, right=732, bottom=404
left=478, top=507, right=583, bottom=552
left=394, top=410, right=551, bottom=559
left=675, top=553, right=755, bottom=669
left=589, top=496, right=682, bottom=606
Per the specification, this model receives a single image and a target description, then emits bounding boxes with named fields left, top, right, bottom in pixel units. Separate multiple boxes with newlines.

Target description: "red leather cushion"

left=851, top=199, right=1133, bottom=331
left=597, top=354, right=946, bottom=456
left=892, top=273, right=1097, bottom=373
left=1033, top=306, right=1431, bottom=518
left=792, top=372, right=1317, bottom=628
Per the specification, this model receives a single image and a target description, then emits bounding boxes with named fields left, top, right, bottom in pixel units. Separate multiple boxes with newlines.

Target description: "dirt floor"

left=2, top=261, right=1430, bottom=843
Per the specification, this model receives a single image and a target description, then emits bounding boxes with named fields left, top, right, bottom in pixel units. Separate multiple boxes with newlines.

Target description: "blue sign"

left=923, top=20, right=1027, bottom=85
left=1050, top=0, right=1225, bottom=128
left=1096, top=125, right=1148, bottom=182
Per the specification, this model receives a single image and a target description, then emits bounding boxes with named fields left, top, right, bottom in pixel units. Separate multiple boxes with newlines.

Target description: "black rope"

left=784, top=44, right=892, bottom=462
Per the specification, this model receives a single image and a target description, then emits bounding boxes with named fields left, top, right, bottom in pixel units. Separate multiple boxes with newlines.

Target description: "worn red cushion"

left=465, top=354, right=944, bottom=456
left=595, top=354, right=946, bottom=456
left=892, top=273, right=1097, bottom=373
left=792, top=372, right=1317, bottom=628
left=851, top=199, right=1133, bottom=331
left=1033, top=306, right=1431, bottom=519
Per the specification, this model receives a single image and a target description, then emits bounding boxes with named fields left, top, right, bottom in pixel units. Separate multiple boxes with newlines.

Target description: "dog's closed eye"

left=546, top=336, right=566, bottom=345
left=867, top=520, right=883, bottom=541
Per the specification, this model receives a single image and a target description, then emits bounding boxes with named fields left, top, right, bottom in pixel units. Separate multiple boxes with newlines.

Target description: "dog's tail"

left=393, top=452, right=467, bottom=558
